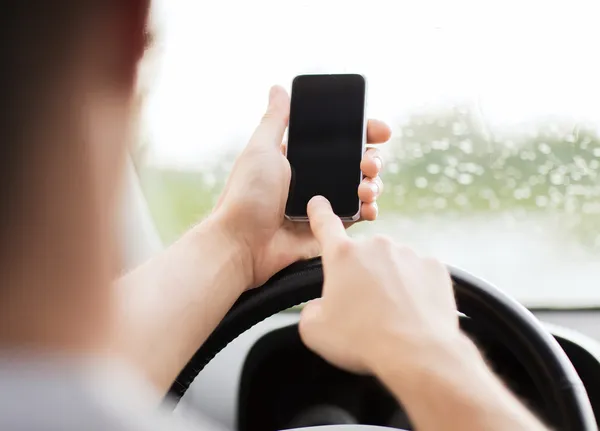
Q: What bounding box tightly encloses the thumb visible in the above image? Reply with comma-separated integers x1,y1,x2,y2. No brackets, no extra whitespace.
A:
298,299,325,348
249,85,290,150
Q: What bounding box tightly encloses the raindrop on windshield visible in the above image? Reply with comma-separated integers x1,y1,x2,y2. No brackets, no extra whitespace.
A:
432,139,450,151
427,164,441,175
452,121,468,136
444,166,457,179
459,139,473,154
538,143,551,155
457,173,474,185
415,177,428,189
535,196,549,208
550,172,564,186
513,187,532,200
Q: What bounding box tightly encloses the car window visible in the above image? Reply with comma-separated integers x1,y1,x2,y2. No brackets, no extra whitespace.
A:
137,0,600,307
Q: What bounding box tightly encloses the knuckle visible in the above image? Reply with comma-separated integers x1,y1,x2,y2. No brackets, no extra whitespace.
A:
299,305,316,333
331,237,354,258
396,245,418,258
422,256,449,274
374,176,384,192
372,234,394,250
369,148,381,159
261,108,284,124
422,256,441,266
298,319,314,346
298,313,311,335
260,112,273,124
368,149,383,167
299,300,326,346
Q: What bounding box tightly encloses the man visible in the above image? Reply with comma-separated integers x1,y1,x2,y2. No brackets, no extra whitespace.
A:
0,2,547,430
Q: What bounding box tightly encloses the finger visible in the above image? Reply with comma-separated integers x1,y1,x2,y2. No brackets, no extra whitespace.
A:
299,299,325,346
366,119,392,144
249,85,290,150
358,177,383,204
280,139,287,155
360,148,383,178
360,201,379,221
307,196,348,249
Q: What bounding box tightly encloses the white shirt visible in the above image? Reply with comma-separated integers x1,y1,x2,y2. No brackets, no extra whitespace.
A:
0,355,228,431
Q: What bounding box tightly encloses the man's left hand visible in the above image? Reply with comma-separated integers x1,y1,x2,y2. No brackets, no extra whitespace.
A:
212,85,391,288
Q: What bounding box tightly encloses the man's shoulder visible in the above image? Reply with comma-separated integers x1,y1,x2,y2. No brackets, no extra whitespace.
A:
0,356,224,431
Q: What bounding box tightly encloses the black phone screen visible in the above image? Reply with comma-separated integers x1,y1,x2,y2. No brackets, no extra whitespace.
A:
285,74,366,219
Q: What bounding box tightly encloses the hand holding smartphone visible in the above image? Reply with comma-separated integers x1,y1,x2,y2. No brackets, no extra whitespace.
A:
285,74,367,222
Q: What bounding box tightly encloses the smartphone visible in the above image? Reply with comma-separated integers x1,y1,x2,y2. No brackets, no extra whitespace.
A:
285,74,367,221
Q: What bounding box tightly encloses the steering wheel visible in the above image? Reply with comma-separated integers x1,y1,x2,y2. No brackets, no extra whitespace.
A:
165,258,597,431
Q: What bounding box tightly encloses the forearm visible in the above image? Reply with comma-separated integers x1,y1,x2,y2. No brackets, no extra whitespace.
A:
372,334,548,431
114,216,252,393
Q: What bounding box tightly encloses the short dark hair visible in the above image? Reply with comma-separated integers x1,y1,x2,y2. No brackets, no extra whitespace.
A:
0,2,149,259
0,4,77,243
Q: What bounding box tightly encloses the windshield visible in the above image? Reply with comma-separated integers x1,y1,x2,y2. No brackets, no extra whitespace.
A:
137,0,600,308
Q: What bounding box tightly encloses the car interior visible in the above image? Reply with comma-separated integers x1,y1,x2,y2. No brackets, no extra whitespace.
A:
127,1,600,430
124,157,600,431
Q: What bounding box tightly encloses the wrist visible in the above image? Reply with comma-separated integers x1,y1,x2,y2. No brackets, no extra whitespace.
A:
189,213,255,292
368,330,483,391
368,331,547,431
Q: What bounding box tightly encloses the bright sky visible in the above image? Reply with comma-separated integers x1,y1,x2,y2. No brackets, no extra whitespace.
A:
143,0,600,169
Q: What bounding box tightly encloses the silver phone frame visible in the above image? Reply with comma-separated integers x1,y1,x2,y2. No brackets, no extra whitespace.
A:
284,73,368,222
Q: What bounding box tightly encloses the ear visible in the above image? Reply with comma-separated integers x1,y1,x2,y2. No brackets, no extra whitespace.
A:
130,0,151,61
120,0,151,86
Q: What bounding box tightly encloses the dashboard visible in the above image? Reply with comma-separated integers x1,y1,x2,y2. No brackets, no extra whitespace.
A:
176,311,600,430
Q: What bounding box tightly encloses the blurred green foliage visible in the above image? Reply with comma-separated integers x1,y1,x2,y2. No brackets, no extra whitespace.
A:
140,168,220,243
140,106,600,247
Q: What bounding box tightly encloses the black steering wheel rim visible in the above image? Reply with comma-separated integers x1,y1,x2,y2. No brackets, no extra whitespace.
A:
166,258,596,431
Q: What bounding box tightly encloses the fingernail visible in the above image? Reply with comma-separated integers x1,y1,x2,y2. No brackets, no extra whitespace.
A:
369,182,379,195
374,157,383,171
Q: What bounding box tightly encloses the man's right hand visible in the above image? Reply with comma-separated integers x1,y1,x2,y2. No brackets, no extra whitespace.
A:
299,196,549,431
299,195,461,375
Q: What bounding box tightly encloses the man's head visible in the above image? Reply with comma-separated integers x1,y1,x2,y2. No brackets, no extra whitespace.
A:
0,1,150,351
